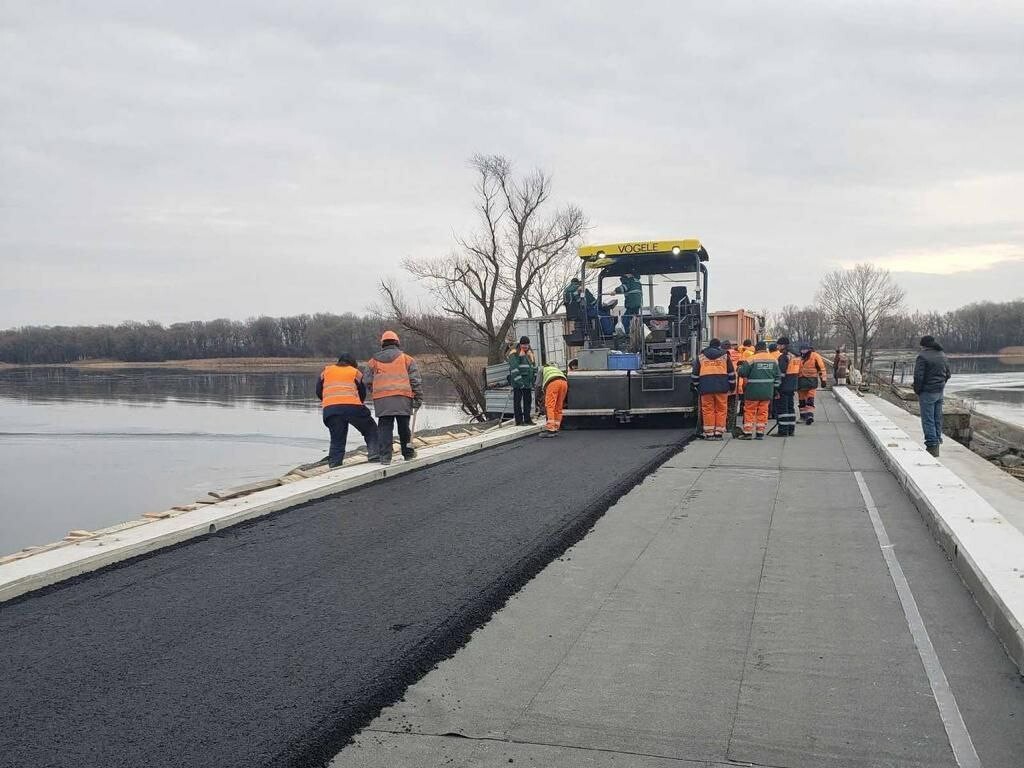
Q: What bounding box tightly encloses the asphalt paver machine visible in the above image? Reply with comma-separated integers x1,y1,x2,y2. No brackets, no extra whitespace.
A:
563,239,709,425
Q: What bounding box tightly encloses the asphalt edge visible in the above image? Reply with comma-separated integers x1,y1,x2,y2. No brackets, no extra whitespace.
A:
294,429,694,768
834,386,1024,674
0,424,541,604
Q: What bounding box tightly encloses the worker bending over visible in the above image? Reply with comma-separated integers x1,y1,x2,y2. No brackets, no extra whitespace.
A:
507,336,537,426
540,362,569,437
691,338,736,439
737,341,781,440
366,331,423,465
797,343,828,425
316,353,379,468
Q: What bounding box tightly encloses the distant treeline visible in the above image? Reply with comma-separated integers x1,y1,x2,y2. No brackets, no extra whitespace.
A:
0,313,484,365
773,299,1024,354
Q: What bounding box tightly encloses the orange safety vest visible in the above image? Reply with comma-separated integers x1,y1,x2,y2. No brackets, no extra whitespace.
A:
369,354,415,399
727,349,743,393
321,365,363,408
799,351,827,381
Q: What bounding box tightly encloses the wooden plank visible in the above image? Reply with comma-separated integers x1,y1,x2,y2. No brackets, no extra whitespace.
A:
208,478,282,501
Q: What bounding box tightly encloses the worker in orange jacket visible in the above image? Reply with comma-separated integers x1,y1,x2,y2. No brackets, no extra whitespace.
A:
797,343,828,425
691,338,736,439
722,341,741,436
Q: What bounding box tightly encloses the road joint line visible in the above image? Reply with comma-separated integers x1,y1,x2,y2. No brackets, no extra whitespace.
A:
854,470,981,768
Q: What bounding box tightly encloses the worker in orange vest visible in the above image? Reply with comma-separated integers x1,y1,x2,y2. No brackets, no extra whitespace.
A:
774,337,801,436
722,341,741,436
316,353,379,468
366,331,424,465
736,338,756,358
797,343,828,425
691,338,736,439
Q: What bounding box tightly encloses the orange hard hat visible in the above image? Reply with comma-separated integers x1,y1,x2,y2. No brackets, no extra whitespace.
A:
381,330,400,344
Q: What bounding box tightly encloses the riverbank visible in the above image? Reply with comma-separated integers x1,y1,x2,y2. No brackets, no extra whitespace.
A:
0,355,487,374
874,384,1024,482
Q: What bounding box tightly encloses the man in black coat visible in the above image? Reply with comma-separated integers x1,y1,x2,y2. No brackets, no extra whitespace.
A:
913,335,951,457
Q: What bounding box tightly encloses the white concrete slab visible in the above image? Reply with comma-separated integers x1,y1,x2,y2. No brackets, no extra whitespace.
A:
835,386,1024,673
0,424,540,602
865,394,1024,535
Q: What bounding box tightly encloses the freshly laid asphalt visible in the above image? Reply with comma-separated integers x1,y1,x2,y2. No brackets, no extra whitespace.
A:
0,428,688,768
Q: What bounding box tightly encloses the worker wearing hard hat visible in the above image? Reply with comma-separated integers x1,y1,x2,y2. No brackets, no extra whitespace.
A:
737,341,781,439
797,343,828,425
691,338,736,439
539,362,569,437
316,352,379,467
365,331,424,465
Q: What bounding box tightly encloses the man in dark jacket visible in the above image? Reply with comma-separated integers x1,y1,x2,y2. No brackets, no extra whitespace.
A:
913,335,951,457
691,338,736,439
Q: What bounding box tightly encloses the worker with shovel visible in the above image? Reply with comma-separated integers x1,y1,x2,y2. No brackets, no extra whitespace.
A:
365,330,423,465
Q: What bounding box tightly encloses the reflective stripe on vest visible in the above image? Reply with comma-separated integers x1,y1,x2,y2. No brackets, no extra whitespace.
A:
370,354,414,399
542,366,566,387
321,365,362,408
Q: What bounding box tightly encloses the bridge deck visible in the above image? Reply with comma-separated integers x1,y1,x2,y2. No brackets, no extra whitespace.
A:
0,428,686,768
333,393,1024,768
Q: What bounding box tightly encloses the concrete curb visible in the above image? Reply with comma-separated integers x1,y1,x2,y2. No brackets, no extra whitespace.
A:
0,424,542,603
834,386,1024,673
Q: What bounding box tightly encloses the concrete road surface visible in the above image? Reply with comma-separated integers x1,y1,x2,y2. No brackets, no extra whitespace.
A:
0,428,688,768
333,393,1024,768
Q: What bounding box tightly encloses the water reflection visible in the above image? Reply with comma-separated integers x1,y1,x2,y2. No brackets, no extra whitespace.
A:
0,367,468,553
0,366,459,408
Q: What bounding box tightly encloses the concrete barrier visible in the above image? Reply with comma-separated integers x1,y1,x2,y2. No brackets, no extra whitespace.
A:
834,386,1024,673
0,424,541,603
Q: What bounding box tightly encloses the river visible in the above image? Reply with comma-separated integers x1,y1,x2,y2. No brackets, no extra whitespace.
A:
0,367,468,554
872,353,1024,428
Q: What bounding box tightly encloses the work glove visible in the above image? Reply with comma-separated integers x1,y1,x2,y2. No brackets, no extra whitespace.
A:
413,397,423,410
821,377,828,389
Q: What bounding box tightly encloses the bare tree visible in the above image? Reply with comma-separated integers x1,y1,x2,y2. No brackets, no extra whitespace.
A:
380,154,587,417
521,249,581,318
816,263,906,372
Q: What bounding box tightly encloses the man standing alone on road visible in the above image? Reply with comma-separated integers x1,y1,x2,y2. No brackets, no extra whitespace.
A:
366,331,423,466
316,353,379,468
507,336,537,426
691,338,736,439
913,335,951,457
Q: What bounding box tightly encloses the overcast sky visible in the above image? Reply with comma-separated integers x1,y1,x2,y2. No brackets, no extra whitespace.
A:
2,0,1022,328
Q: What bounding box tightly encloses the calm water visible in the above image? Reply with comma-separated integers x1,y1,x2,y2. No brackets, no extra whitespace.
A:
874,354,1024,428
0,368,467,553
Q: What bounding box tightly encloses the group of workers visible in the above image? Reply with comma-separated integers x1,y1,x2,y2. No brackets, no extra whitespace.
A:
506,336,569,437
691,336,828,440
316,331,424,468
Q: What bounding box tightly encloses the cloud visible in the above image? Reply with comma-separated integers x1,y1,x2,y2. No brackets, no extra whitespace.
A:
852,243,1024,275
1,1,1023,326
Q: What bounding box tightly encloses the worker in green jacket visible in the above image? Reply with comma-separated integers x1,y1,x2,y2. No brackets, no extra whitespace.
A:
507,336,537,426
607,273,644,315
736,341,781,439
563,277,598,318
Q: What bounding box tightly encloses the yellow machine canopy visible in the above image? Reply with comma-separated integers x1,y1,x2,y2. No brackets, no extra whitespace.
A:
577,239,708,271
